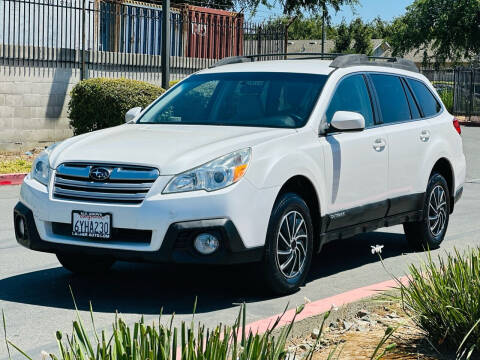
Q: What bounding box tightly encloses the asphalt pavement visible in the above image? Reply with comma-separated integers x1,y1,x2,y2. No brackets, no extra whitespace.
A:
1,126,480,359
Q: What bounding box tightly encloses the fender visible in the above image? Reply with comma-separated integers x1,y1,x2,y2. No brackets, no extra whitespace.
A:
246,133,327,218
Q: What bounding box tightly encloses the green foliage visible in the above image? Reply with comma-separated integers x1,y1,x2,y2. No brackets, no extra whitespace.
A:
350,18,373,55
286,16,337,41
334,20,352,53
438,89,454,113
171,0,235,10
68,78,164,135
369,16,392,39
245,0,357,16
388,0,480,64
400,248,480,358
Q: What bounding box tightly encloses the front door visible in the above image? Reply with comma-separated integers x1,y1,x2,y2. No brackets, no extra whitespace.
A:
321,74,389,231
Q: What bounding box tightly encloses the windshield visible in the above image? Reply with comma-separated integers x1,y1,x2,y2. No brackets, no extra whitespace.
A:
137,72,328,128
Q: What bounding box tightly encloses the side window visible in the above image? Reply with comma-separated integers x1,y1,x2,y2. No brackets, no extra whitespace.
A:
402,79,421,119
326,74,374,127
370,74,411,124
406,78,442,117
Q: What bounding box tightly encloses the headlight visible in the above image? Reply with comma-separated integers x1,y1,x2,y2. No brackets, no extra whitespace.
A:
163,148,251,194
31,143,59,186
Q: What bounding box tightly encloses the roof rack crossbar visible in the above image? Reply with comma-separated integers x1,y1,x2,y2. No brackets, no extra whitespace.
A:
210,53,419,73
330,54,419,73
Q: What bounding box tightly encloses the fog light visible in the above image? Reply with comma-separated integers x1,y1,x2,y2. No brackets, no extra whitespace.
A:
194,233,220,255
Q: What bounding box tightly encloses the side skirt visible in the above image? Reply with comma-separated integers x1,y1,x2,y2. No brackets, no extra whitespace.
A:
317,192,426,253
319,210,423,246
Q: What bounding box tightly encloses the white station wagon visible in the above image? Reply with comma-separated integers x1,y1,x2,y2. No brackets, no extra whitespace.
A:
14,54,466,294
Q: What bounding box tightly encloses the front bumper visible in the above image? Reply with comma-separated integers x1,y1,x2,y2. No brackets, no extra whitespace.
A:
14,201,263,264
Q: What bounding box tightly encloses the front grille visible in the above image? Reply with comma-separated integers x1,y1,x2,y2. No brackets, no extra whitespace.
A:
51,222,152,244
53,163,159,204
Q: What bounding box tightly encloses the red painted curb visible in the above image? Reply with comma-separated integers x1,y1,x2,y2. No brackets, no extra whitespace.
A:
0,173,27,186
245,276,409,335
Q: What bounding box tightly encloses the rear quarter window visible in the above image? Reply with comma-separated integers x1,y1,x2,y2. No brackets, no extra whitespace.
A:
406,78,442,117
370,74,411,124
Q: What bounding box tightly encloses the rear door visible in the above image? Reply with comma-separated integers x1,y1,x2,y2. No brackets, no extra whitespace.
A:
322,73,389,231
368,73,433,216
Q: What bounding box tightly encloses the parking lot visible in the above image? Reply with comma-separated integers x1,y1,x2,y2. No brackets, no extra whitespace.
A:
1,126,480,359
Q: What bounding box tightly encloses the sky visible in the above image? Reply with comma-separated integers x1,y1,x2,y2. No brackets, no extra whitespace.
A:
248,0,415,24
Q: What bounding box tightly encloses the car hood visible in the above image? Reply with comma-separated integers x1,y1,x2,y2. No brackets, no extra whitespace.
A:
50,124,296,174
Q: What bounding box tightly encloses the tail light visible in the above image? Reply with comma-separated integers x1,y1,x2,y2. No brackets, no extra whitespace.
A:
453,118,462,135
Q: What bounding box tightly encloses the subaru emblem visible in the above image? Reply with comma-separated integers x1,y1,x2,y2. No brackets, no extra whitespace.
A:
89,167,111,181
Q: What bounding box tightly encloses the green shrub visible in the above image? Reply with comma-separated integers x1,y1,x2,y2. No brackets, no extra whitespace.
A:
439,89,454,113
68,78,164,135
400,248,480,358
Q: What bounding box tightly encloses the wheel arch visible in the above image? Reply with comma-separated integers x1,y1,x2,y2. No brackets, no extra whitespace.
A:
430,157,455,213
274,175,322,252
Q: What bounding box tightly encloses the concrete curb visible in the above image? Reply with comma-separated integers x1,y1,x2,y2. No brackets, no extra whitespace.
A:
0,173,27,186
245,276,409,335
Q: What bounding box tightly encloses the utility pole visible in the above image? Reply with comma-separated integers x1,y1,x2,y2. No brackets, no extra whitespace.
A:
162,0,171,90
321,6,326,57
81,0,86,80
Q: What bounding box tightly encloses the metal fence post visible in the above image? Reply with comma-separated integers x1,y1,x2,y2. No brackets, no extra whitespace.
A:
81,0,86,80
162,0,170,90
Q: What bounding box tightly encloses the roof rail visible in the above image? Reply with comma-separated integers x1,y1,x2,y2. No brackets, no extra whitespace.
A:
210,53,419,73
330,54,419,73
210,53,337,67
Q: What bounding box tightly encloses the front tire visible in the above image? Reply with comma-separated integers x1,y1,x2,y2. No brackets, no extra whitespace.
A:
263,193,314,295
57,253,115,274
404,173,450,250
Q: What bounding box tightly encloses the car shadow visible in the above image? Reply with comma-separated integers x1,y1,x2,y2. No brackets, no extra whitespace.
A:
0,231,412,315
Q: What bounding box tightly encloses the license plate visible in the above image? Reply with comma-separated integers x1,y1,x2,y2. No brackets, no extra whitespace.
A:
72,211,111,239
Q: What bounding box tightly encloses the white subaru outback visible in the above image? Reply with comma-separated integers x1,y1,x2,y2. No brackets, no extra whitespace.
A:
14,54,466,294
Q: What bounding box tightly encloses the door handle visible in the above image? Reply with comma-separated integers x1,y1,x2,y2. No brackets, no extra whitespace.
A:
420,130,431,142
373,138,386,152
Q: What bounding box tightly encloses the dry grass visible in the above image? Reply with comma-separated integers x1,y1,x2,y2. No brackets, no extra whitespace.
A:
289,298,451,360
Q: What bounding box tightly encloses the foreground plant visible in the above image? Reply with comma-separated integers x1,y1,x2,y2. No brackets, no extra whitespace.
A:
3,294,306,360
3,294,401,360
375,246,480,359
401,248,480,358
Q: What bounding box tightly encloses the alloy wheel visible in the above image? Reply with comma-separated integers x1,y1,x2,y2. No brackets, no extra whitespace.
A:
276,210,309,279
428,185,448,237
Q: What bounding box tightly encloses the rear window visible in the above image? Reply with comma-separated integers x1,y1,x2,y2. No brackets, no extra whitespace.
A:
370,74,411,124
406,78,442,117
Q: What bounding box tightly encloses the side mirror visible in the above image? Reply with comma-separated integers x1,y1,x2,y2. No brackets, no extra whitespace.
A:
125,107,142,123
330,111,365,132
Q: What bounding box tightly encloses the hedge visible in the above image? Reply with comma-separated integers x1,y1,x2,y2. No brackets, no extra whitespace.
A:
68,78,165,135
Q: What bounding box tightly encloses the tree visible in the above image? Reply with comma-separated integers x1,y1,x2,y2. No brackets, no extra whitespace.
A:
369,16,392,39
243,0,357,16
334,20,352,53
170,0,236,10
350,18,372,55
388,0,480,63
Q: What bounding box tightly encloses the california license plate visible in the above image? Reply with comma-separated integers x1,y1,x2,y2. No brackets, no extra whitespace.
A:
72,211,111,239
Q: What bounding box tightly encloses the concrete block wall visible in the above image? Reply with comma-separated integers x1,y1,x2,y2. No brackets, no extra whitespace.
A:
0,53,200,151
0,66,79,151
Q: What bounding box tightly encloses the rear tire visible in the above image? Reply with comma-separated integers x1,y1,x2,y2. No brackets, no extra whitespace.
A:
404,173,450,250
262,193,314,295
57,253,115,274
